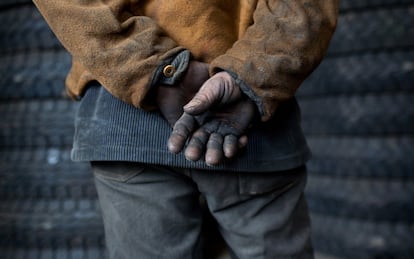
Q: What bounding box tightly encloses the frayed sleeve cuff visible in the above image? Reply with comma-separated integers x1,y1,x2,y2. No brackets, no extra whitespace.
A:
226,70,266,118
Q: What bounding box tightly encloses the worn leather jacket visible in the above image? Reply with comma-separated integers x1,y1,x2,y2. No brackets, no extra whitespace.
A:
33,0,338,121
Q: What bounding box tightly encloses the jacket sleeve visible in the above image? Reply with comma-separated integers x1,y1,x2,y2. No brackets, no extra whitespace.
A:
210,0,339,121
32,0,184,109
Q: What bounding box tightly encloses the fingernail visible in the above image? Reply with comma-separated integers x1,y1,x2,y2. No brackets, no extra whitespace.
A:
167,142,179,154
184,100,200,110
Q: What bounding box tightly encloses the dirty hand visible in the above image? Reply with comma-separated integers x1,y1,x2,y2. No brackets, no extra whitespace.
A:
156,61,210,126
168,71,258,166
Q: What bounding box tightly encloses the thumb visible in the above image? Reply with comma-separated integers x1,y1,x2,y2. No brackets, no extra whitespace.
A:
183,80,222,115
184,72,233,114
183,92,213,115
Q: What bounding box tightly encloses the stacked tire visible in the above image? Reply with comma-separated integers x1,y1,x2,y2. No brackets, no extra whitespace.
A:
0,2,105,258
297,1,414,258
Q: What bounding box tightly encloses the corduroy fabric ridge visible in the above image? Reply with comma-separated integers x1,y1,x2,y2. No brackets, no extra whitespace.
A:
72,85,311,172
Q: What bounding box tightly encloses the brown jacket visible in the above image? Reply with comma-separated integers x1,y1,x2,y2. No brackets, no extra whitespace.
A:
33,0,338,121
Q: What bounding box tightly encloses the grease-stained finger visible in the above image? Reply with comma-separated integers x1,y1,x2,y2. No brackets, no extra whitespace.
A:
184,129,209,161
223,134,239,158
205,133,224,166
168,113,197,153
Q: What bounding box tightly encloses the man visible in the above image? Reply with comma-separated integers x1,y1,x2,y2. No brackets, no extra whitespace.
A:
33,1,338,258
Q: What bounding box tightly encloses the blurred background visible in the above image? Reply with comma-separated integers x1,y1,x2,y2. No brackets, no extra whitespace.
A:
0,0,413,258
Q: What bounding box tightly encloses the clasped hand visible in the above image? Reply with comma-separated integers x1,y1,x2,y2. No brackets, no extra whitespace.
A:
157,64,257,166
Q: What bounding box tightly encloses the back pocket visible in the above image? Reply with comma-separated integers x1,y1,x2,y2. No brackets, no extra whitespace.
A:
238,166,306,196
91,161,145,183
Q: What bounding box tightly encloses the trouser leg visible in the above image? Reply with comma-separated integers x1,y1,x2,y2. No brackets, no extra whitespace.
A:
91,162,203,259
192,166,313,259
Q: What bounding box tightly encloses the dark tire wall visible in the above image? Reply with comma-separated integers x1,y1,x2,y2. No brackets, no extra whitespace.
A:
0,2,105,259
0,51,70,99
297,0,414,258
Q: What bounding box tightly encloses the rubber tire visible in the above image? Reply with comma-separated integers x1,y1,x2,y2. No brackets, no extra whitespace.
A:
297,50,414,97
327,6,414,55
0,199,105,252
299,92,414,135
340,0,414,12
0,50,71,100
297,2,414,258
0,4,62,52
311,213,414,259
305,136,414,178
0,99,77,147
305,175,414,222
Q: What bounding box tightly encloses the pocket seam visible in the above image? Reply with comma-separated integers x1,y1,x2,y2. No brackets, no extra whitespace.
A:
238,167,305,196
92,162,145,183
